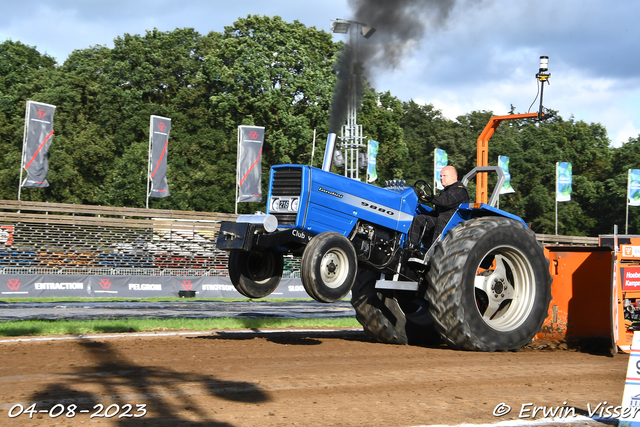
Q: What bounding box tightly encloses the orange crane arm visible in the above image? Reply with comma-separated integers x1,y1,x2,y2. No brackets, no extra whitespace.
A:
475,112,540,204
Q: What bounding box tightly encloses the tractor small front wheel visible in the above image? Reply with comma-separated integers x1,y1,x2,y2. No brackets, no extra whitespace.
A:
301,232,357,303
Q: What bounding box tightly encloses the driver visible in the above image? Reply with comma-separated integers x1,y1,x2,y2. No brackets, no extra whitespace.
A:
408,165,470,258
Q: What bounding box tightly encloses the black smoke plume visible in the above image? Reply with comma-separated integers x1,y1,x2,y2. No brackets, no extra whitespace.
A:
328,0,457,133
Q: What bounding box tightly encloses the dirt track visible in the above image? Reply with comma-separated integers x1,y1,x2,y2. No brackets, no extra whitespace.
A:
0,330,629,426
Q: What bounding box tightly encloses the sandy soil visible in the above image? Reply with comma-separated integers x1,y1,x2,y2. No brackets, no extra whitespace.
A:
0,330,629,426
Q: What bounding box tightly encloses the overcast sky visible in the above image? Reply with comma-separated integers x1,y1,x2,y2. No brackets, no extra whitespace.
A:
1,0,638,147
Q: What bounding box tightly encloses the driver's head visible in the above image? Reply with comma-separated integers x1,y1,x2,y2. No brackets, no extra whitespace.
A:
440,166,458,187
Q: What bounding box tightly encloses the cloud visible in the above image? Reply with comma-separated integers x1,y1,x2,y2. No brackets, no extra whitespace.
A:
359,0,640,146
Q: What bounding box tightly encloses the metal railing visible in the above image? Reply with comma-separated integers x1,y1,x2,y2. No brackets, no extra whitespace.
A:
535,234,599,246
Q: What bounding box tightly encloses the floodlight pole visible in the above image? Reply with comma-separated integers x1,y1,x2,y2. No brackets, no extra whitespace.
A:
343,24,362,180
331,19,374,180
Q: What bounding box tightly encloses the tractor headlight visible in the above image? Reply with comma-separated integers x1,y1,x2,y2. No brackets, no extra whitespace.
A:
290,198,299,212
271,198,280,212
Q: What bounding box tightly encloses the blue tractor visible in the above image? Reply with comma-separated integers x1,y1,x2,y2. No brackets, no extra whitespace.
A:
217,134,552,351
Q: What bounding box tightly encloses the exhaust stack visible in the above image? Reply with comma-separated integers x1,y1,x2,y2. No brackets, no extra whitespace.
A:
322,133,337,172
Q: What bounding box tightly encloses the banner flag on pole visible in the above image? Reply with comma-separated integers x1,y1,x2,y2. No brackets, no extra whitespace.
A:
629,169,640,206
367,139,379,183
556,162,572,202
434,148,448,190
148,115,171,198
237,126,265,203
498,155,515,194
21,101,56,188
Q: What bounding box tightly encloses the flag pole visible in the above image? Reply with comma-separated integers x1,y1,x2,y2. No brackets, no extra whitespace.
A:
310,129,316,167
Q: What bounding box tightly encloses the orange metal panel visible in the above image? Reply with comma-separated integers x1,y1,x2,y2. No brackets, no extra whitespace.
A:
537,246,613,341
600,235,640,352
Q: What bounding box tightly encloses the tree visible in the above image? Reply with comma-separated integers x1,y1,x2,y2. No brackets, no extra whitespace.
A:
94,28,220,209
204,15,338,211
357,88,406,182
605,136,640,234
400,100,450,181
0,40,57,200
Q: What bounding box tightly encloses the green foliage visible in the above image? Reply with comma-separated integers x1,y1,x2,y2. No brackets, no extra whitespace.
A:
204,15,338,212
0,17,638,235
0,40,57,200
359,89,406,181
608,136,640,233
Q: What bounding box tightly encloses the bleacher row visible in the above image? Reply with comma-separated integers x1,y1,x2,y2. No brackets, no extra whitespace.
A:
0,200,302,277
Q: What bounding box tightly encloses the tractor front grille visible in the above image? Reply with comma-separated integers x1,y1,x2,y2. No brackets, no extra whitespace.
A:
271,167,303,196
271,167,303,226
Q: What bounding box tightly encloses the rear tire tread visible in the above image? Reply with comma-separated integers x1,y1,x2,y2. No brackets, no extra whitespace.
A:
427,217,552,351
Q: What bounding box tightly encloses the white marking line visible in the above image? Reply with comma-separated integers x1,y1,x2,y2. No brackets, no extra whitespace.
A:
414,415,611,427
0,328,364,344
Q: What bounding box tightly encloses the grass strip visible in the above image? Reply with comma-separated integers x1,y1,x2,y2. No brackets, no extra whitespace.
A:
0,317,361,337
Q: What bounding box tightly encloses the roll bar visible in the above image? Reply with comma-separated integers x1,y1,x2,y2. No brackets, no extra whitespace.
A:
462,166,505,208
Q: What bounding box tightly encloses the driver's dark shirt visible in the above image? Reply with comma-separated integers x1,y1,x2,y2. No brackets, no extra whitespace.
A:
407,180,470,246
431,181,470,216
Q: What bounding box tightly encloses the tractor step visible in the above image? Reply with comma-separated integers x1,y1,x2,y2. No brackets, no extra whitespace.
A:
375,280,419,291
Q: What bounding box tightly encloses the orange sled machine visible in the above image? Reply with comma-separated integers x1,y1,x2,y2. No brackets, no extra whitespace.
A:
537,234,640,353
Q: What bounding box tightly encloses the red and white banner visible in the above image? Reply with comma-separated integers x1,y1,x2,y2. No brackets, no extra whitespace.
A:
0,226,14,246
236,126,265,203
148,115,171,198
621,266,640,291
21,101,56,188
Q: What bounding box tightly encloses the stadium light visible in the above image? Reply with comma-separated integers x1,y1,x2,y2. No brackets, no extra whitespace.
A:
330,19,351,34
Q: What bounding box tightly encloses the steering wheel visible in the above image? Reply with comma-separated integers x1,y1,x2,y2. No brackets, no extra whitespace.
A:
413,179,434,202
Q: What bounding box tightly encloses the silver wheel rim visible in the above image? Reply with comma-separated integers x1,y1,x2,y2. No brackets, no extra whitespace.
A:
319,248,349,289
473,245,536,332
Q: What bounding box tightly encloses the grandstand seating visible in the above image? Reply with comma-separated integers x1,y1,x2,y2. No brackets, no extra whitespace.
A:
0,200,301,277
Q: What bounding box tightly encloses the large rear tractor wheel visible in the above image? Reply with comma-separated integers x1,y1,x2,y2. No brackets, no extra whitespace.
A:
427,217,552,352
229,249,284,299
301,232,357,303
351,270,440,345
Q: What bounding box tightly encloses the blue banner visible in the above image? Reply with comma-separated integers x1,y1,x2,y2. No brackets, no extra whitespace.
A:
367,139,379,183
629,169,640,206
556,162,572,202
434,148,448,190
499,156,515,194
